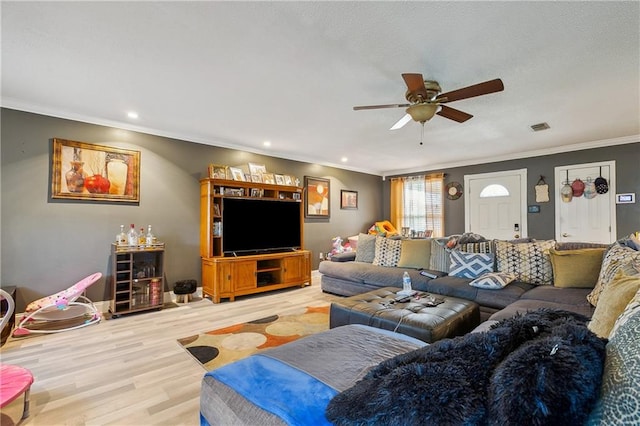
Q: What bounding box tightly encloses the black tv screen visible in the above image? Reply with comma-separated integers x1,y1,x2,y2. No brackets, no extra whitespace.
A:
222,198,302,255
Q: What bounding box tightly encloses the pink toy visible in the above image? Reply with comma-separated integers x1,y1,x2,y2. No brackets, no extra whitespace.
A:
330,237,353,256
14,272,102,336
0,289,34,421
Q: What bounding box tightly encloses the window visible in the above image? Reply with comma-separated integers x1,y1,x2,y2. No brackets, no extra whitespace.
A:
479,184,509,198
390,174,444,237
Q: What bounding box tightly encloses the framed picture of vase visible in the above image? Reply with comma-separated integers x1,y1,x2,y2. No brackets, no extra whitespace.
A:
51,138,141,203
304,176,330,218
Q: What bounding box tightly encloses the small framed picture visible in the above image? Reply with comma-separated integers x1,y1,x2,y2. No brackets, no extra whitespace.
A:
262,173,275,184
248,162,267,176
229,167,245,181
214,203,221,216
250,188,262,197
340,190,358,210
209,164,229,179
284,175,293,186
251,174,262,183
292,192,301,201
275,174,285,185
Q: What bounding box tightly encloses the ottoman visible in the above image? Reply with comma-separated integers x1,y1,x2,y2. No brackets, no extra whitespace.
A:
330,287,480,343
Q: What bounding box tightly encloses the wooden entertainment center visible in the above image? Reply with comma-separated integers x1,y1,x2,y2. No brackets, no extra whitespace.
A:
200,178,311,303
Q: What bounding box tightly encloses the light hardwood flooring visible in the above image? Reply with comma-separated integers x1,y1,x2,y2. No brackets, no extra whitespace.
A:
0,276,341,425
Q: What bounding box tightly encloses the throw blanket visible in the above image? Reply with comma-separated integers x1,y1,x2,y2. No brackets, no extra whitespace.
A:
326,309,607,426
209,355,336,426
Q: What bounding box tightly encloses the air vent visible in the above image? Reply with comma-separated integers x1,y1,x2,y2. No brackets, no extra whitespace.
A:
530,122,550,131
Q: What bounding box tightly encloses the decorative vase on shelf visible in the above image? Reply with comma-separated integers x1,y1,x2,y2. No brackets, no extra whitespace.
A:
65,161,85,193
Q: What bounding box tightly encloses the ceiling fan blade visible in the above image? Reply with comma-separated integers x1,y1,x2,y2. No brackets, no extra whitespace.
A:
402,73,428,99
353,103,410,111
437,105,473,123
436,78,504,103
389,114,412,130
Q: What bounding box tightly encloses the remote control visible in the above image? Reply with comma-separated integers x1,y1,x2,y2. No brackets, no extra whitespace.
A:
420,271,438,279
394,295,412,303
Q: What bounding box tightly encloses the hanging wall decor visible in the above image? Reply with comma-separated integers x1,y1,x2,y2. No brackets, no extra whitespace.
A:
51,138,140,203
583,177,597,199
535,176,549,203
595,167,609,194
445,181,463,200
560,170,573,203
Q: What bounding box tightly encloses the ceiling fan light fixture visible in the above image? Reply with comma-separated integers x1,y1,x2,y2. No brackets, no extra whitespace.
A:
406,103,438,123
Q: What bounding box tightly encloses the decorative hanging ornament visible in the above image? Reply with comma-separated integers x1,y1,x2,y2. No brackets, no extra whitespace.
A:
595,166,609,194
571,178,585,197
535,176,549,203
583,177,597,199
560,170,572,202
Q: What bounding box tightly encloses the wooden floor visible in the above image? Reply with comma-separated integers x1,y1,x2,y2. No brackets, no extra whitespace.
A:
0,277,341,425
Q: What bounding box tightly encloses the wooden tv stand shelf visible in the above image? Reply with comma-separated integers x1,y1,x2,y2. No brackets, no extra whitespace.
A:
199,177,310,303
201,250,311,303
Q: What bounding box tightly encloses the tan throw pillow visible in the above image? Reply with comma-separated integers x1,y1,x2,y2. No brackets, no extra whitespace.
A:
588,270,640,338
372,237,402,267
397,239,432,269
587,244,640,306
494,239,556,285
549,248,606,288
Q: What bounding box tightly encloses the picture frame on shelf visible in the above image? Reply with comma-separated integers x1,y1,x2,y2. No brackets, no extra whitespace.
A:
51,138,141,203
262,173,276,184
250,188,263,197
214,204,221,216
229,167,245,181
208,164,229,180
292,192,301,201
275,174,285,185
304,176,330,218
340,190,358,209
251,174,262,183
284,175,293,186
248,162,267,176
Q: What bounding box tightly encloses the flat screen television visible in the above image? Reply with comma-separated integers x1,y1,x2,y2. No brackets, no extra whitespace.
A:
222,197,302,256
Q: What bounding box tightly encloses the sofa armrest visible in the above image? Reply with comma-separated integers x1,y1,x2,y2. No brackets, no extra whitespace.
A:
330,252,357,262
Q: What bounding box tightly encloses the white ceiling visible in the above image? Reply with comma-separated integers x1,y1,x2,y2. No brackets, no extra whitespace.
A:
2,1,639,176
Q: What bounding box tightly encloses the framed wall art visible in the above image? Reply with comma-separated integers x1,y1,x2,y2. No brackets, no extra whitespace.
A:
52,138,140,202
340,190,358,209
304,176,330,218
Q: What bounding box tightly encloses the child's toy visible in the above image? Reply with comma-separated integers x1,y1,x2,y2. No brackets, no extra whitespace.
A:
368,220,399,237
330,236,352,256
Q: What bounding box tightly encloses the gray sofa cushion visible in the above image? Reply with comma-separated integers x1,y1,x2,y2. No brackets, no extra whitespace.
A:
354,233,376,263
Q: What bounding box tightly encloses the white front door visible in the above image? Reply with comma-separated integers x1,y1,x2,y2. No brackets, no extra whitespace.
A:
465,169,528,240
554,161,616,243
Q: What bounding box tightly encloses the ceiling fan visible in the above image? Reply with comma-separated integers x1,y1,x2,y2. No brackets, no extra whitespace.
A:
353,74,504,130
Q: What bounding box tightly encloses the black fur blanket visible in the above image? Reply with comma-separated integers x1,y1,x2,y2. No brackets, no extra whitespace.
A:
325,309,606,426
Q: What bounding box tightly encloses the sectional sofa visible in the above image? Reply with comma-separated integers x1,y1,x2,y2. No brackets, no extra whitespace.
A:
319,233,610,322
200,234,640,425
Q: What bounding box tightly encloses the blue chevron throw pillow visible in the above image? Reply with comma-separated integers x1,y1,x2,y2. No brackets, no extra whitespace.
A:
449,250,495,279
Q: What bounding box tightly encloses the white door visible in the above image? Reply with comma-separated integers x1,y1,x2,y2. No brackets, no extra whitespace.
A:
465,169,528,240
554,161,615,243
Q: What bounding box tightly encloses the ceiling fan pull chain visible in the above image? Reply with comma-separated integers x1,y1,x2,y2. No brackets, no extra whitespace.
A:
420,123,425,145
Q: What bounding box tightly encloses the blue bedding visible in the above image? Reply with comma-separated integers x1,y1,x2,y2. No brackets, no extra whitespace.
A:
207,354,337,425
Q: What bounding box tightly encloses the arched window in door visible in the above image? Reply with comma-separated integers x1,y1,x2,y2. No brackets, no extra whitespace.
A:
479,184,509,198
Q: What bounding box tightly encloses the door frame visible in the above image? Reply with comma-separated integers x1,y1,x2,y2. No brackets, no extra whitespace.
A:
554,160,616,243
464,168,529,238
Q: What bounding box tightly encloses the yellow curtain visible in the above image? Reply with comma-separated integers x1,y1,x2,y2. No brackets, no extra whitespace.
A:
390,173,445,237
390,177,404,229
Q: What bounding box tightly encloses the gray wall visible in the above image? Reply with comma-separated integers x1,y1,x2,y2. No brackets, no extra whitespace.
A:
1,108,382,310
383,142,640,239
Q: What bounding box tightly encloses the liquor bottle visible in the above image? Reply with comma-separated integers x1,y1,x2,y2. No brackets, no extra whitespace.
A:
139,228,146,246
127,224,138,246
116,225,127,246
145,225,154,246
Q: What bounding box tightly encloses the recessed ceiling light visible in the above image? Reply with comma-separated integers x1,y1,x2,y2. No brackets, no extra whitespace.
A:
263,141,271,147
341,157,348,162
127,111,139,119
